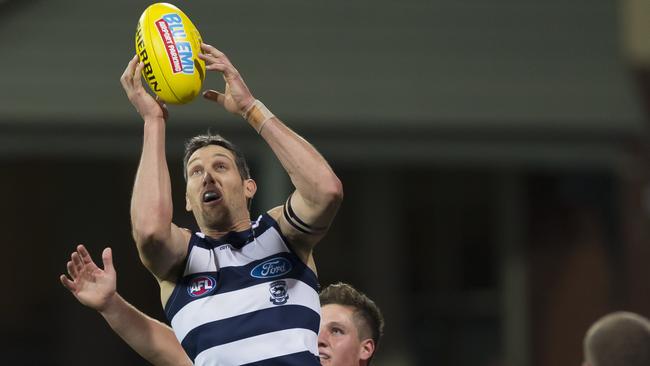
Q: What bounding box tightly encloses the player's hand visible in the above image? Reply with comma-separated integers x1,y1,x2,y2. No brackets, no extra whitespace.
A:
199,43,255,116
120,54,168,121
60,245,117,312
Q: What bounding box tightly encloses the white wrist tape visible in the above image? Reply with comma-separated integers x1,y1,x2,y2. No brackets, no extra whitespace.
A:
244,100,275,133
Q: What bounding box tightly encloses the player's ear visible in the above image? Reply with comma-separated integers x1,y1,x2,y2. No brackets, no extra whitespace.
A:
359,339,375,361
186,192,192,211
244,179,257,200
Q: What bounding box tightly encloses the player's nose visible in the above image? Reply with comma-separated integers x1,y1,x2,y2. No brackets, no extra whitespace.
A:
317,331,328,347
202,171,216,185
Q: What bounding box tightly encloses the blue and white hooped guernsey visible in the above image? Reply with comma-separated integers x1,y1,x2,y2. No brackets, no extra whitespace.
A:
164,213,321,366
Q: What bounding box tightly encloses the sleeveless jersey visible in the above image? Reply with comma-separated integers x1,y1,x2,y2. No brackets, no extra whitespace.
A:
164,213,321,366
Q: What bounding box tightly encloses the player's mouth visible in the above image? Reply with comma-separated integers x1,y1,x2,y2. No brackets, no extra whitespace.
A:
202,189,222,205
318,352,330,361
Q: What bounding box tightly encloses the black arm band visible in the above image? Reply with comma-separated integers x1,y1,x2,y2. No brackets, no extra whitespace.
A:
283,194,326,235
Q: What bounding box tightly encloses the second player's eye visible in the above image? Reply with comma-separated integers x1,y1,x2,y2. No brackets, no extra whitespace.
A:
190,168,203,176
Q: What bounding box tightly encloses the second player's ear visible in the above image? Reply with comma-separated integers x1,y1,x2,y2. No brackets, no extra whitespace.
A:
244,179,257,200
359,339,375,361
185,192,192,212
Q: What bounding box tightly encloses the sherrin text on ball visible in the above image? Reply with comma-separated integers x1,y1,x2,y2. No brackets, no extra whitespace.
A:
135,3,205,104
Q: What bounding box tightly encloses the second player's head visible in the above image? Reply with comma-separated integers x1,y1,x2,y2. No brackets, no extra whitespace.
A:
183,134,256,230
583,311,650,366
318,283,384,366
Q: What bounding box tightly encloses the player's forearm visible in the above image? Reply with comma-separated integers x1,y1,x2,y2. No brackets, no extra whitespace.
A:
100,293,192,366
130,118,174,245
259,117,343,207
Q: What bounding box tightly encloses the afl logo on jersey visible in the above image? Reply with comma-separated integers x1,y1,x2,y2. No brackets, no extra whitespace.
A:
250,257,293,279
188,275,216,297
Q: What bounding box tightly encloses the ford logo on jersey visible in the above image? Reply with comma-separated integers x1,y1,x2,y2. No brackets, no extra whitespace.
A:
250,257,293,279
188,275,216,297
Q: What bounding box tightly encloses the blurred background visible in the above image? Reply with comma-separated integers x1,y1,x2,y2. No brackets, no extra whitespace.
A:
1,0,649,365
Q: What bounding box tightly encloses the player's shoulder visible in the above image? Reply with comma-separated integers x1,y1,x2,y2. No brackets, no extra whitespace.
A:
266,206,283,221
173,225,193,242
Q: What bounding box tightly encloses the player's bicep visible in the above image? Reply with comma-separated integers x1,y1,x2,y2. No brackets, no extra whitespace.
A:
138,224,190,282
284,193,330,234
276,191,339,245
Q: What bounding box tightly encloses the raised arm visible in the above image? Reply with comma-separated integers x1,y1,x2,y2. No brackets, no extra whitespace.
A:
198,44,343,261
120,55,190,281
60,245,192,366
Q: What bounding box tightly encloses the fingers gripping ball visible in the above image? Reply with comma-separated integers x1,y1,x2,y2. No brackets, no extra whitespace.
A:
135,3,205,104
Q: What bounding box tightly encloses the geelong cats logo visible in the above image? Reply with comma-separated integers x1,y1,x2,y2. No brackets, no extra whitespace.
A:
269,280,289,305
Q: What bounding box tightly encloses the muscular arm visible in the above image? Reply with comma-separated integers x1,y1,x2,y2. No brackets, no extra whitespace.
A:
199,44,343,259
259,117,343,245
130,115,189,279
100,294,192,366
121,55,189,281
60,245,192,366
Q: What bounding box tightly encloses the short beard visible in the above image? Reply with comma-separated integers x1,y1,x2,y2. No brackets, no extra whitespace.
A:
196,206,233,233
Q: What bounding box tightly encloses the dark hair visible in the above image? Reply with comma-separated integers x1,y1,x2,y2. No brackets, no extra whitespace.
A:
319,282,384,362
183,133,251,181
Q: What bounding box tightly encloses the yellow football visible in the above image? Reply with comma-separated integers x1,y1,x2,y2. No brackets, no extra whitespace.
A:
135,3,205,104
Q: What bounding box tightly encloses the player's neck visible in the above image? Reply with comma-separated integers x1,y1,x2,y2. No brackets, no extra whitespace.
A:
201,216,252,239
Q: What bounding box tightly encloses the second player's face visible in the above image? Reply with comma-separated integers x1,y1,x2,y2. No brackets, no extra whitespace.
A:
318,304,366,366
185,145,251,228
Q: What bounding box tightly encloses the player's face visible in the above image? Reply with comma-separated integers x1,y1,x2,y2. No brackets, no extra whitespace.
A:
185,145,254,228
318,304,366,366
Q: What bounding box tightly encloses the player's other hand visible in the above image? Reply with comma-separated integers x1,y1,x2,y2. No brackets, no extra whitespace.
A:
199,43,255,116
60,244,117,312
120,54,169,121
